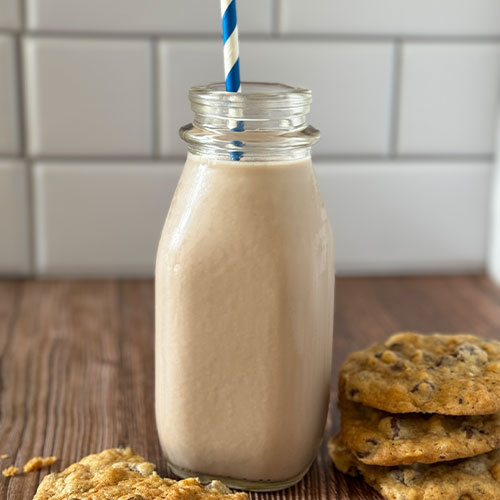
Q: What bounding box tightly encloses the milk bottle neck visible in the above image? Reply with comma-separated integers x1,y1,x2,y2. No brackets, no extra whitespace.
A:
179,82,320,162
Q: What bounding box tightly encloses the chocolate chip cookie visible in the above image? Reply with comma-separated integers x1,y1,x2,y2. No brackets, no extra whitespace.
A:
340,397,500,466
339,332,500,415
329,434,500,500
32,447,248,500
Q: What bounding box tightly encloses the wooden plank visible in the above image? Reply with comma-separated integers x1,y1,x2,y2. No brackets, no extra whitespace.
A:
0,277,499,500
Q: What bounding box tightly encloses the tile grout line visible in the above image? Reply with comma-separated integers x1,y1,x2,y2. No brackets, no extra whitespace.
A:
14,0,36,274
151,37,160,158
0,154,493,164
20,0,27,30
13,34,26,156
2,29,500,42
271,0,282,38
25,160,36,275
14,0,27,152
389,40,403,157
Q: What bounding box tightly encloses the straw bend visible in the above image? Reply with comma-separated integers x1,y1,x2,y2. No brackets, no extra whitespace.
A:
220,0,241,93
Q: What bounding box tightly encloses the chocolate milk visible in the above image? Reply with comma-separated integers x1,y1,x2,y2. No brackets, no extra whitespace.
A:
155,153,334,488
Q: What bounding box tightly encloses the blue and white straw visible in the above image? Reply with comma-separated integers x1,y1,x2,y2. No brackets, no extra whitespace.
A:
220,0,241,93
221,0,243,160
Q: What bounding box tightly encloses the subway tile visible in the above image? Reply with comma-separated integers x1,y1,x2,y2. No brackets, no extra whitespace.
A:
315,161,490,274
159,40,394,156
0,0,20,30
33,162,182,276
24,37,153,156
281,0,500,36
398,43,500,155
0,36,20,154
33,160,489,276
0,161,30,275
26,0,272,34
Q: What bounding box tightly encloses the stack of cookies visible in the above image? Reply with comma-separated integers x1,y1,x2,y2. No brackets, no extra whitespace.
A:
329,332,500,500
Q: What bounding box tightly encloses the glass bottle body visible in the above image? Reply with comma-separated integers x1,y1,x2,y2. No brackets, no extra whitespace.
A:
155,83,335,491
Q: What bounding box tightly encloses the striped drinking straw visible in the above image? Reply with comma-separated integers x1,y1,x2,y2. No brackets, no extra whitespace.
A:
220,0,243,160
220,0,241,92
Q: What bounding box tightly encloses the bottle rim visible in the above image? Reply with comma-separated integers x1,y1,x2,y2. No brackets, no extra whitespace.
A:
182,82,319,161
189,82,312,114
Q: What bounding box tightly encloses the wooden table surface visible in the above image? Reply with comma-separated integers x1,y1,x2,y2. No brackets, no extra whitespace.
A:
1,276,500,500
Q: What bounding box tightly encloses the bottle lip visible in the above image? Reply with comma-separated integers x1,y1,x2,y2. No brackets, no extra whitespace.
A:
183,82,318,160
189,82,312,113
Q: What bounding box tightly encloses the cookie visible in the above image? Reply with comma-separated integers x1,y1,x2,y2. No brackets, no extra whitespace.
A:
329,434,500,500
340,397,500,465
32,447,248,500
339,332,500,415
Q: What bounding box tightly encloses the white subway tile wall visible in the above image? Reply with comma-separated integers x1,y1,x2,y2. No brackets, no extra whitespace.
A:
24,37,153,156
319,162,491,274
0,161,30,274
399,43,500,155
159,40,394,156
34,162,182,276
281,0,500,36
0,36,20,154
0,0,498,277
33,160,491,276
26,0,273,34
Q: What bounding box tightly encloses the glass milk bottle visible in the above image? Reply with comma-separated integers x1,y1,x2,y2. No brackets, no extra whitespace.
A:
155,82,334,491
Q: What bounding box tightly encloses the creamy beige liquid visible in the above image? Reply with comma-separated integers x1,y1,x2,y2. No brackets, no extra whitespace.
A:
155,153,334,487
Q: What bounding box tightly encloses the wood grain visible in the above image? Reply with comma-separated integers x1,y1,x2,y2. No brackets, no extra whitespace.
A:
0,276,499,500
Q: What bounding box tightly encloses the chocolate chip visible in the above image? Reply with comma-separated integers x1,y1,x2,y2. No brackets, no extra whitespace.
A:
436,355,456,367
374,352,383,359
347,465,358,476
388,342,403,351
366,438,379,446
393,470,406,484
355,450,371,459
390,417,400,439
454,344,488,365
391,361,405,371
410,381,436,393
460,344,476,355
463,426,475,439
349,388,360,397
458,397,464,404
